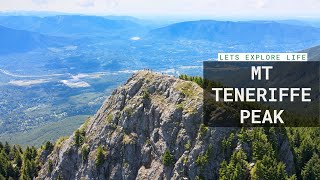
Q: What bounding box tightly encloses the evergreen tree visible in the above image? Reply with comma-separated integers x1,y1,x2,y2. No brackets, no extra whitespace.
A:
251,155,288,180
74,129,85,147
219,149,249,180
162,149,174,166
74,129,81,147
95,145,105,167
82,144,89,162
44,141,54,152
4,142,11,155
14,153,23,168
301,154,320,180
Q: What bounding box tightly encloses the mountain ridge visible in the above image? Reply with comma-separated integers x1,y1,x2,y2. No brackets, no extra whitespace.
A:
36,71,297,179
149,20,320,44
0,25,61,54
0,15,142,36
301,45,320,61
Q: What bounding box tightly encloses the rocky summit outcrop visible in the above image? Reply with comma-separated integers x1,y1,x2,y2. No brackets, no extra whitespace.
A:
37,70,295,180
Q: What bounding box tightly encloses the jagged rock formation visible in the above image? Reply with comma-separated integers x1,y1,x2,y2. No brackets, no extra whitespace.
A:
37,71,295,180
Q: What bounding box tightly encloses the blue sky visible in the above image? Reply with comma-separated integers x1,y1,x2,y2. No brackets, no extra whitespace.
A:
0,0,319,18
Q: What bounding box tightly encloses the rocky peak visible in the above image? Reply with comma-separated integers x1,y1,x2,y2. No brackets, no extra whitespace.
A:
37,70,294,180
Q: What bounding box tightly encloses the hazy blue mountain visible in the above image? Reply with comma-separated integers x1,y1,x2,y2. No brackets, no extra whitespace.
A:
276,19,320,28
149,20,320,43
0,25,60,54
275,20,311,27
0,15,143,36
0,16,44,31
103,15,141,22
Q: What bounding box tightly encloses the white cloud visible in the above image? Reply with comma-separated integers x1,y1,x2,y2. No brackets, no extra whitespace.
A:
130,36,141,41
254,0,267,9
77,0,95,7
32,0,48,4
0,0,319,18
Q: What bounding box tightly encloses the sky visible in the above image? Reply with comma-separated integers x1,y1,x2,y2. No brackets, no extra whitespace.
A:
0,0,319,19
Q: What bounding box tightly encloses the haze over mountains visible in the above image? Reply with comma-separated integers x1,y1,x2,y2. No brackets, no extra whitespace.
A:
150,20,320,43
0,15,143,36
0,25,61,54
0,15,320,52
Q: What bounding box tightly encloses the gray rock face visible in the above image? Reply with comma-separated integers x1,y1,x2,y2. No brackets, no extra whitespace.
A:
37,71,294,180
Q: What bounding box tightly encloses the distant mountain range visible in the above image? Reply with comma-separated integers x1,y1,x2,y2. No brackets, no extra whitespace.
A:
0,15,320,55
276,20,320,28
0,15,142,36
2,16,320,42
0,25,61,54
150,20,320,44
0,15,146,54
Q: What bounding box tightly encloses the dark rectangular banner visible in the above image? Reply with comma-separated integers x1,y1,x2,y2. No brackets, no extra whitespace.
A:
203,61,320,127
